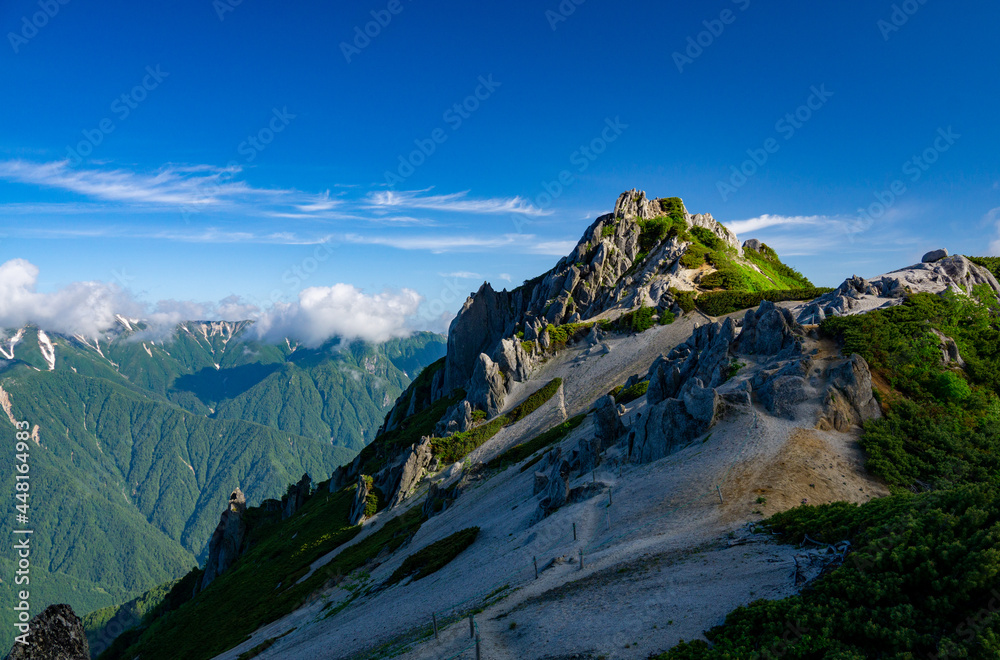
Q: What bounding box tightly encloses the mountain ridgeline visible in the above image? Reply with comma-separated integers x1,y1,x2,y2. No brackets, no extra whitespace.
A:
331,189,825,502
0,320,445,653
21,189,1000,660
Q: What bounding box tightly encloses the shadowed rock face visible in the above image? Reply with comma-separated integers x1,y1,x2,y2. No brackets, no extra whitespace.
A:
467,353,505,417
199,487,247,592
629,302,804,463
444,283,528,394
5,604,89,660
593,395,626,447
817,354,883,432
374,437,434,508
349,475,372,526
282,474,312,520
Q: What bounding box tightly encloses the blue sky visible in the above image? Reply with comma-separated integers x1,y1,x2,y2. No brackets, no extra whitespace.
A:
1,0,998,340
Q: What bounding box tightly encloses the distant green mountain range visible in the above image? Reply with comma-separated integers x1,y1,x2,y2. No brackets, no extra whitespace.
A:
0,321,445,652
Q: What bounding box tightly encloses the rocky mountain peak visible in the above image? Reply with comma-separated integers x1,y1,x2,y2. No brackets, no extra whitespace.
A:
612,188,662,220
437,189,768,409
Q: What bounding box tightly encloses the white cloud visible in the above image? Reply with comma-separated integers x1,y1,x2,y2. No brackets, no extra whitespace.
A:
0,259,420,345
253,284,422,346
0,259,139,337
366,189,551,217
214,295,263,321
499,273,512,282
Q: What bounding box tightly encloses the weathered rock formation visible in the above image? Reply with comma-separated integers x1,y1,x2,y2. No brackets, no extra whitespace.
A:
423,479,462,518
4,604,89,660
467,353,506,417
534,449,571,515
593,395,626,446
374,437,434,508
439,189,747,419
922,248,949,263
817,354,883,432
931,329,965,367
629,302,802,463
435,399,473,436
349,475,373,525
798,255,1000,324
199,487,247,592
282,474,312,519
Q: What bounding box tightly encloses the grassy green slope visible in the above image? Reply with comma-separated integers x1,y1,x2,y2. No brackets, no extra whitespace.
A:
102,485,422,660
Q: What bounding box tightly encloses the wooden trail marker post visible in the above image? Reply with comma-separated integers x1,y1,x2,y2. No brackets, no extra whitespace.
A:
573,522,577,540
716,485,724,504
533,556,538,579
469,614,475,639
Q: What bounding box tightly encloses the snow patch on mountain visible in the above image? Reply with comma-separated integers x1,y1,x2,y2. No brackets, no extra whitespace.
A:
0,328,25,360
36,329,56,370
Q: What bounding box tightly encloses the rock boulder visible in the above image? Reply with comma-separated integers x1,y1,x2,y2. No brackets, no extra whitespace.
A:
199,487,247,592
817,354,883,431
922,248,949,263
348,475,373,525
4,604,89,660
593,395,626,447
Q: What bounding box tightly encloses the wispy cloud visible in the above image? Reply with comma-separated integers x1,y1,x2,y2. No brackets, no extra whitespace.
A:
439,271,483,279
724,214,830,235
344,233,522,253
987,207,1000,255
366,189,552,217
723,211,921,257
0,159,339,216
527,239,577,255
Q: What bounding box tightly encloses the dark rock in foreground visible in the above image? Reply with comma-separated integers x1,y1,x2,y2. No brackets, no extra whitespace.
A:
4,604,89,660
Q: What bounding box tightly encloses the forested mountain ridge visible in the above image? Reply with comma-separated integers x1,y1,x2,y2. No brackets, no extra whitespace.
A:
0,321,445,653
